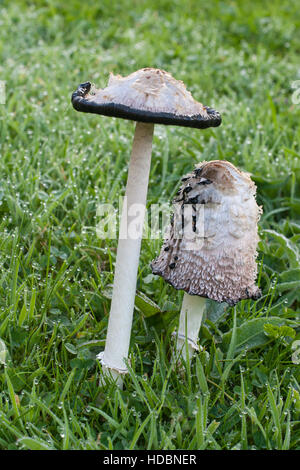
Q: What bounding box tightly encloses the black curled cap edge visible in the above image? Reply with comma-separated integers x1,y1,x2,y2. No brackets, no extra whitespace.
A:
71,82,222,129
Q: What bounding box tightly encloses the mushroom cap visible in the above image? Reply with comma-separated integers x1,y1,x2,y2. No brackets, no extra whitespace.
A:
71,68,221,129
151,160,262,305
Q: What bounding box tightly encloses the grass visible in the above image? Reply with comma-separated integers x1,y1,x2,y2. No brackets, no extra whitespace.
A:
0,0,299,450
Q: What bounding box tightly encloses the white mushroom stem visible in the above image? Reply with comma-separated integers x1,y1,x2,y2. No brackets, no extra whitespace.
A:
176,293,206,362
98,122,154,387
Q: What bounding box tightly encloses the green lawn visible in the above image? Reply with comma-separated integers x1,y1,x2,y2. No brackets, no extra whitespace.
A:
0,0,299,450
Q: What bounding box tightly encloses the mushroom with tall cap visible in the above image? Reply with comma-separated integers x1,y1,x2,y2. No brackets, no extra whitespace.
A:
71,68,221,386
151,160,262,361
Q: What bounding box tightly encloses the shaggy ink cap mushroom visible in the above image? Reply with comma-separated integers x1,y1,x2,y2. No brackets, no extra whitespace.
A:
151,160,262,306
71,68,221,128
151,160,262,362
71,68,222,386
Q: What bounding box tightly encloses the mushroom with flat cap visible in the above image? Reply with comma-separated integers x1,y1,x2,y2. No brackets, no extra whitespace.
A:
151,160,262,361
71,68,221,386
